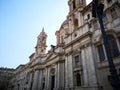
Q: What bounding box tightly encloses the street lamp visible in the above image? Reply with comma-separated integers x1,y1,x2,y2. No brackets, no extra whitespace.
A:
92,0,120,90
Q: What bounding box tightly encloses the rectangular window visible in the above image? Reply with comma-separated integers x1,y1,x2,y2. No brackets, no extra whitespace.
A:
87,14,90,20
79,0,83,4
98,44,105,61
107,0,112,3
110,8,117,19
108,35,120,57
73,0,76,10
75,55,80,67
88,23,92,28
93,20,98,30
102,13,108,24
42,78,45,89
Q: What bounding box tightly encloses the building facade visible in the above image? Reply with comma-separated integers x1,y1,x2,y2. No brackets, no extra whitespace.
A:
0,68,14,90
8,0,120,90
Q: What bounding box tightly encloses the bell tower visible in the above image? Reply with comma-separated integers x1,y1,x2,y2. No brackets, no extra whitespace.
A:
67,0,86,33
68,0,86,12
35,28,47,56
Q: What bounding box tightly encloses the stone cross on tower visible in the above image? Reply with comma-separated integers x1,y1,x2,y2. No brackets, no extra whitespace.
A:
35,28,47,56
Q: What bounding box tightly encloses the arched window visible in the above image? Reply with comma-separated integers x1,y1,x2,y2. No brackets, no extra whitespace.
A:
107,34,119,57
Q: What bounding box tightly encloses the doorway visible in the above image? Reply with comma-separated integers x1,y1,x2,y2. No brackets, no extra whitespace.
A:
51,75,55,90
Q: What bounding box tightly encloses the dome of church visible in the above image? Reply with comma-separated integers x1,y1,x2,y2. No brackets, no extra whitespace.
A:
60,19,69,29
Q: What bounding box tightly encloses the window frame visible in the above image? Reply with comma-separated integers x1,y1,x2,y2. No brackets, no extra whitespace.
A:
74,55,81,67
110,7,118,19
73,0,76,10
93,20,98,30
102,13,108,24
107,34,120,57
87,14,90,20
74,18,79,30
97,44,105,62
75,73,81,86
107,0,112,3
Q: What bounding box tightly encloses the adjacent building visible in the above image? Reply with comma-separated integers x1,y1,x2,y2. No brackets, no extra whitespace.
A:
7,0,120,90
0,68,14,90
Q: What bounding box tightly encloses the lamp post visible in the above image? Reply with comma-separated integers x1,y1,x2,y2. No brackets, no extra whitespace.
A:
92,0,120,90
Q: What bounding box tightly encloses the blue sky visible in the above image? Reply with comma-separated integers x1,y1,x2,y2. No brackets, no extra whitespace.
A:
0,0,92,68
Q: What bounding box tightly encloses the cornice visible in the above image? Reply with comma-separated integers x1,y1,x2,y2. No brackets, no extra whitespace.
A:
32,57,65,70
64,31,92,48
98,57,120,70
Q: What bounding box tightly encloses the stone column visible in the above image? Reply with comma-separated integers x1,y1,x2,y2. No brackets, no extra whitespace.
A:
32,70,40,90
81,45,98,88
55,61,65,89
47,68,50,89
86,46,98,86
65,55,69,88
37,70,42,90
56,63,59,89
58,61,65,89
81,48,89,86
55,64,58,89
67,55,73,88
45,68,48,89
28,72,33,90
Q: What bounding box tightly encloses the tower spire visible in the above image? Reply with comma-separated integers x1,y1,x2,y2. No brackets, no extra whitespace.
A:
42,27,44,32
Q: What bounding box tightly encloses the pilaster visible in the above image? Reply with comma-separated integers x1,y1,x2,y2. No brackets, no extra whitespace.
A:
37,70,42,90
32,70,40,90
65,55,69,88
59,61,65,88
45,67,49,89
65,53,74,88
81,48,89,86
87,46,98,86
28,72,33,90
81,45,98,88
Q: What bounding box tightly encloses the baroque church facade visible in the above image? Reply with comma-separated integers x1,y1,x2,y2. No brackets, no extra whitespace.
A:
8,0,120,90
